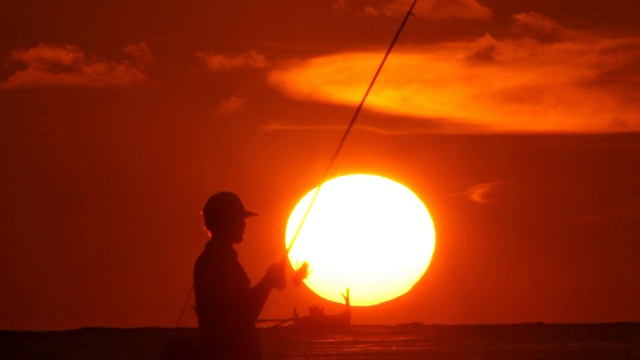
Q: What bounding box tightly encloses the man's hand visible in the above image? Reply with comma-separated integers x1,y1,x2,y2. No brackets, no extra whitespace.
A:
263,260,287,290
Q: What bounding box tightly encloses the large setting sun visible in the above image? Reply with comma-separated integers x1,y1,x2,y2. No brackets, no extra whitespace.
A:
285,174,436,306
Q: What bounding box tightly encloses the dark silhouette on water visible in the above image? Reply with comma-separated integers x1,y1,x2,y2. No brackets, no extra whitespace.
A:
293,288,351,329
256,289,351,329
184,192,286,360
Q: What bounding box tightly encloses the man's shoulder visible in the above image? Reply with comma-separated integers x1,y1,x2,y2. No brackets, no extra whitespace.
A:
195,241,239,269
193,241,250,289
204,240,238,256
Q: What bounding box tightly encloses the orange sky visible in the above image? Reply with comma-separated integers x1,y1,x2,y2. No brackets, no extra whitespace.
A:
1,0,639,330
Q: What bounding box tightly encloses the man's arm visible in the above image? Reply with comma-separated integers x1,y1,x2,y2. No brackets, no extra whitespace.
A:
248,261,287,321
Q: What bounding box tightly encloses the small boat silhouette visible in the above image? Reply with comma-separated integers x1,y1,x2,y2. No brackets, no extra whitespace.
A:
292,289,351,329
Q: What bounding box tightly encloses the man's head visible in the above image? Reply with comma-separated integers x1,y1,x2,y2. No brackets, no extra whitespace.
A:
202,192,257,243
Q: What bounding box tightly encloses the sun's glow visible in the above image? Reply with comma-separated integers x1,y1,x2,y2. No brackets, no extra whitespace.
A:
286,174,436,306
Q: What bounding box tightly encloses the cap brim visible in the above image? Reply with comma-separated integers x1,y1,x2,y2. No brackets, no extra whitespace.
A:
244,210,258,217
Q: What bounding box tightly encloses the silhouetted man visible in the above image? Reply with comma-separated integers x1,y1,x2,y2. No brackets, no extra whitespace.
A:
194,192,286,359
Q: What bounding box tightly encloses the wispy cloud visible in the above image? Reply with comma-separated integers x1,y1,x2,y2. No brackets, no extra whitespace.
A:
331,0,348,11
262,116,484,134
510,12,575,42
122,42,153,67
261,122,434,134
462,182,505,204
360,0,491,19
576,206,640,223
1,43,149,89
262,123,346,133
198,51,267,72
214,95,247,116
269,13,640,133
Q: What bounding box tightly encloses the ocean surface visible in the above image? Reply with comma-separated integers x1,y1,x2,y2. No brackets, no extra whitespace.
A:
2,323,640,359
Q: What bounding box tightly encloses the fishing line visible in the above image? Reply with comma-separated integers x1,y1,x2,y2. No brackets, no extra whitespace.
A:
286,0,418,256
176,284,194,328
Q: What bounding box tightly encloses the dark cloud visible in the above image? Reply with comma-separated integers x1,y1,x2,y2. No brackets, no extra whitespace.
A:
465,34,499,63
214,95,247,116
1,43,149,89
481,0,640,28
360,0,492,19
197,51,268,72
510,12,574,42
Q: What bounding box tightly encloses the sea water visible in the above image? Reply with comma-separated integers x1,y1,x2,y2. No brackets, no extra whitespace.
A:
2,323,639,359
262,323,640,359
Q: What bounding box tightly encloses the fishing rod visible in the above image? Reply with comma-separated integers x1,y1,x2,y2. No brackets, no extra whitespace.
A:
176,284,194,328
286,0,418,258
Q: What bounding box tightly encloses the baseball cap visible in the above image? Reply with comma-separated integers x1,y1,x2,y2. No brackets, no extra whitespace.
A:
202,192,257,220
